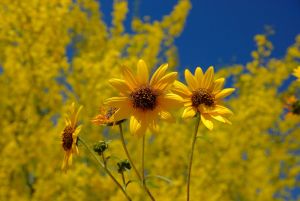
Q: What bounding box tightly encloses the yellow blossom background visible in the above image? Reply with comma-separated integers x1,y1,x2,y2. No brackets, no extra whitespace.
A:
0,0,299,200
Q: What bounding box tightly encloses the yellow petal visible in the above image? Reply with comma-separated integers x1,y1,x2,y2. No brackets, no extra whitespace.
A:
109,78,132,95
130,116,147,136
195,67,204,87
130,115,141,135
172,80,192,98
185,69,197,90
215,88,235,100
202,66,214,89
104,97,131,108
182,107,197,119
212,78,225,94
210,114,226,123
122,66,138,90
112,108,132,121
159,93,183,110
212,105,233,115
137,59,149,85
152,72,178,91
201,114,214,130
150,63,168,86
72,105,82,128
159,111,175,122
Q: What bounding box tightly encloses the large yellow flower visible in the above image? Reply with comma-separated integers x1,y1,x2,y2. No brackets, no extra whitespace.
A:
105,59,182,136
172,66,235,130
293,66,300,81
61,102,82,172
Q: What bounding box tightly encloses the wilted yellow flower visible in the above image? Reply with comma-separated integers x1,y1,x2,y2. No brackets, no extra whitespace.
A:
92,107,125,126
105,59,182,136
61,102,83,172
293,66,300,81
173,66,235,130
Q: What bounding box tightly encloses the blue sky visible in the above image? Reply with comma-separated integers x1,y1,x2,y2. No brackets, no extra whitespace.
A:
100,0,300,71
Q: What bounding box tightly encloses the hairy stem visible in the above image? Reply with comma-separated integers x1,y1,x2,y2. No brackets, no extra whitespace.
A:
78,137,132,201
118,124,155,201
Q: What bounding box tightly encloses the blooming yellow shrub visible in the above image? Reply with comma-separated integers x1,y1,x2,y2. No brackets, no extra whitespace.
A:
0,0,299,200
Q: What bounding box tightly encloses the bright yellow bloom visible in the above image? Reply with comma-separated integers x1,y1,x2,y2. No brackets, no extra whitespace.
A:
293,66,300,81
105,59,182,136
172,66,235,130
61,102,83,172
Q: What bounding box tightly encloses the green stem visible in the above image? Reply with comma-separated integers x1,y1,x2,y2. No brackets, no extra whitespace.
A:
121,172,126,187
118,124,155,201
186,115,201,201
78,137,132,201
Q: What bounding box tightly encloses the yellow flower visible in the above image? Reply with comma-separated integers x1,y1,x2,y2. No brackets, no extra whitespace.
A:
105,59,182,136
293,66,300,81
61,102,83,172
92,107,125,126
172,66,235,130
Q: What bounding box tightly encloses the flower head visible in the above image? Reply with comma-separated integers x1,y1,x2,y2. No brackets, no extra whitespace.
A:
172,66,235,130
61,102,82,172
105,59,182,136
92,106,125,126
293,66,300,81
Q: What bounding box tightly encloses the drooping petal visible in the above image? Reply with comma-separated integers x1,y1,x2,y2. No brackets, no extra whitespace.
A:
182,107,197,119
202,66,214,90
104,97,131,108
210,114,226,123
212,78,225,94
185,69,198,90
152,72,178,91
215,88,235,100
150,63,168,86
130,115,147,136
122,66,138,90
109,78,132,95
201,114,214,130
130,115,141,135
137,59,149,85
212,105,233,115
172,80,192,98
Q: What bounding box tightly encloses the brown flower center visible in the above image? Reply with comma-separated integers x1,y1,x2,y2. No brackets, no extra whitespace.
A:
131,87,157,111
191,89,215,107
62,125,75,151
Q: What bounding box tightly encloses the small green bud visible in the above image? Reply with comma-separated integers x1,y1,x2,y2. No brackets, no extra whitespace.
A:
117,159,131,173
93,140,108,155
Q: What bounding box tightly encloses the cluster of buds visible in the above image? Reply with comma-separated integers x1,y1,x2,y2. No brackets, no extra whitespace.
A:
117,159,131,174
93,140,109,155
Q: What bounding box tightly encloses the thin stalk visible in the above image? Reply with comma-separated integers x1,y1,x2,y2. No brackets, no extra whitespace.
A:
118,124,155,201
78,137,132,201
121,172,126,187
142,135,145,185
186,115,201,201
